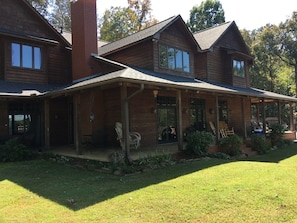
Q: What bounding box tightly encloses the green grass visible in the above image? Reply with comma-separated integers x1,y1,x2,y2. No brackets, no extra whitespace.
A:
1,145,297,222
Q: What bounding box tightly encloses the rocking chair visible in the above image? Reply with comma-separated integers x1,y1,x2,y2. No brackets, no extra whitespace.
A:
115,122,141,150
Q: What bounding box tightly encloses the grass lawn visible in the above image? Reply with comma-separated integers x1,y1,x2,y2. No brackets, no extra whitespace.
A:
1,145,297,222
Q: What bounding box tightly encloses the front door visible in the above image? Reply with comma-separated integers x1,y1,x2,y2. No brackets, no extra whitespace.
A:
157,96,177,143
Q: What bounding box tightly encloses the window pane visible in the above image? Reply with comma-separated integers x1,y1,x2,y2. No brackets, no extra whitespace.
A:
233,59,245,77
159,45,167,68
167,47,175,70
34,47,42,69
183,51,190,72
11,43,20,67
22,45,33,68
175,50,183,71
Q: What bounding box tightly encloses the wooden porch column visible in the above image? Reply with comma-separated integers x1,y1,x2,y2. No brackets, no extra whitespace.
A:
241,97,247,139
176,90,183,151
73,94,82,155
215,95,220,140
277,101,282,125
120,83,132,163
261,99,266,134
289,103,294,131
44,99,50,150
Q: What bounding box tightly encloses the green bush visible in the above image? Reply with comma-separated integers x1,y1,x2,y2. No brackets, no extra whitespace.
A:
185,131,214,156
0,138,33,162
218,135,243,156
269,123,285,147
250,135,270,154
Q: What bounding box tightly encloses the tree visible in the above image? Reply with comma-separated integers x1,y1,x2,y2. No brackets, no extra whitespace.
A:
49,0,71,32
99,0,157,42
26,0,50,18
276,12,297,96
187,0,225,32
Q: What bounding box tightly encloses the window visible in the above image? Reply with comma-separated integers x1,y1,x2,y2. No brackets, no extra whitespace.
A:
157,96,177,143
11,43,42,69
233,59,245,77
159,44,190,73
190,99,206,131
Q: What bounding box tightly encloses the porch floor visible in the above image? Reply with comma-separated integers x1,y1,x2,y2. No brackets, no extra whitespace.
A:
48,144,180,162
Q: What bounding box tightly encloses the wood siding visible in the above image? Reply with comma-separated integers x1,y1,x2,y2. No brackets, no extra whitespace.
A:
154,25,196,78
105,40,154,70
0,0,71,84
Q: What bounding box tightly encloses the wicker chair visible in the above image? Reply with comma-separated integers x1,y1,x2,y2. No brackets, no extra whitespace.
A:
115,122,141,150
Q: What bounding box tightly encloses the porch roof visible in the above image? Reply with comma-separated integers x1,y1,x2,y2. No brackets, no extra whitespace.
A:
0,80,62,98
46,59,297,103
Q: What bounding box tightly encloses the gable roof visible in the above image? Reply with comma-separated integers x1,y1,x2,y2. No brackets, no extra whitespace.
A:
18,0,70,47
98,15,201,56
193,21,234,51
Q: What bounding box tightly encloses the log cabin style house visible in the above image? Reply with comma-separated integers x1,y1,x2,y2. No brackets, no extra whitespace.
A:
1,0,297,159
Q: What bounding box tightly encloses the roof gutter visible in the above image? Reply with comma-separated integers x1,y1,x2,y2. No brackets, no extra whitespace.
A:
127,83,144,101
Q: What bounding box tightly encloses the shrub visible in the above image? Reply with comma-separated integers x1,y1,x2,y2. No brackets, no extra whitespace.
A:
269,123,285,147
218,135,242,156
0,138,33,162
250,134,270,154
185,131,214,156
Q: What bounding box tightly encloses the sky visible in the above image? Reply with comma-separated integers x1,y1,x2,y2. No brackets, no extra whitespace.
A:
97,0,297,30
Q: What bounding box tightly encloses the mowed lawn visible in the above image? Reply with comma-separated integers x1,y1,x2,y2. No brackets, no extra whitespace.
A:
1,145,297,223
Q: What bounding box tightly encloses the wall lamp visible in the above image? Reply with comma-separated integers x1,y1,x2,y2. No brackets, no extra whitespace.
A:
153,89,158,98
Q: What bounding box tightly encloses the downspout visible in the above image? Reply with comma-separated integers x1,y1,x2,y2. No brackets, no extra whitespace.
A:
123,83,144,164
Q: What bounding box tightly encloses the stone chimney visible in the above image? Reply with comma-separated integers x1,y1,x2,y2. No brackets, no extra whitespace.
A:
71,0,98,81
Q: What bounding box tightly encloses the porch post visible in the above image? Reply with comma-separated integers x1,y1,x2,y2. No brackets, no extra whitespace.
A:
120,83,132,163
277,101,282,125
176,90,183,151
261,99,266,134
241,98,247,139
289,103,294,131
44,99,50,150
73,94,82,155
215,95,220,140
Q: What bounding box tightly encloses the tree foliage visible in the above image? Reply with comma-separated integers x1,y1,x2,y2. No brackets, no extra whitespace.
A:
187,0,225,32
26,0,50,17
99,0,157,42
49,0,71,32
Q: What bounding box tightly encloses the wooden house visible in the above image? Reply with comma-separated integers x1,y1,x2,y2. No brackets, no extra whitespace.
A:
0,0,296,159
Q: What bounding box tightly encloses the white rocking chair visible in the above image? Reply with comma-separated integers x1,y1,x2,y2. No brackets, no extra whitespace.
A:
115,122,141,150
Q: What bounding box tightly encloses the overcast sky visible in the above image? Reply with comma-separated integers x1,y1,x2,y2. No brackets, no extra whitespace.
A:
97,0,297,30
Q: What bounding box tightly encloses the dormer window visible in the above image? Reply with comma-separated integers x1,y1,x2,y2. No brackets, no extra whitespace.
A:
233,59,245,77
11,43,42,70
159,44,190,73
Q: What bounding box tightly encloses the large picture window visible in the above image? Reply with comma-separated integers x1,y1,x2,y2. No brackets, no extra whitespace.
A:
233,59,245,77
11,43,42,69
159,44,190,73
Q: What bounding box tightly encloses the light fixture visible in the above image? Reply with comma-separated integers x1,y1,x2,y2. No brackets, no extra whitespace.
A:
153,89,158,98
90,112,95,122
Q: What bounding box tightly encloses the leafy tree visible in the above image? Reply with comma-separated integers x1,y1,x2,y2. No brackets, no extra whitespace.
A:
99,0,157,42
26,0,50,17
49,0,71,32
187,0,225,32
276,12,297,96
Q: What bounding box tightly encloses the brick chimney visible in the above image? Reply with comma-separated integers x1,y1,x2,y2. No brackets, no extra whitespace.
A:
71,0,98,81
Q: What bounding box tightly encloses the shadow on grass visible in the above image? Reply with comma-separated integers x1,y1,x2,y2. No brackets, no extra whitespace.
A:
1,144,297,211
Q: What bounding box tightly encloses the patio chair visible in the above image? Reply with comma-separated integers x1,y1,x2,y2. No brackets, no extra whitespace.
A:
115,122,141,150
219,121,235,136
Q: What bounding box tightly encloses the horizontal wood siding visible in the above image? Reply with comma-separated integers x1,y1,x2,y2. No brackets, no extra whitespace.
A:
1,0,71,84
106,40,154,70
0,102,8,139
47,46,72,84
103,88,121,145
194,53,208,80
129,89,158,147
